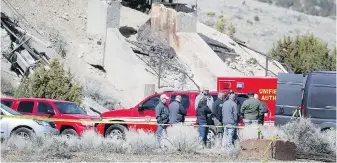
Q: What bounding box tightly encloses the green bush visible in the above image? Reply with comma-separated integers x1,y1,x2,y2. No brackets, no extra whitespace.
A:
270,34,336,73
14,59,83,104
206,12,216,17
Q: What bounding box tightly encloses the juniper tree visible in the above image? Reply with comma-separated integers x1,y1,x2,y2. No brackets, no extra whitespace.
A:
270,34,336,74
15,59,83,104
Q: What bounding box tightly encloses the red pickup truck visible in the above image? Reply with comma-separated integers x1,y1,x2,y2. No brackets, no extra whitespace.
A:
96,91,248,140
0,97,100,136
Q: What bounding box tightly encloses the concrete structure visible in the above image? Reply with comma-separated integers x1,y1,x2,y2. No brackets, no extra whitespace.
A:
150,4,241,90
86,0,120,36
104,28,158,103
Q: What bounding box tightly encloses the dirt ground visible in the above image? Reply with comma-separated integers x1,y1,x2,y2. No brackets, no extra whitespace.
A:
1,151,322,162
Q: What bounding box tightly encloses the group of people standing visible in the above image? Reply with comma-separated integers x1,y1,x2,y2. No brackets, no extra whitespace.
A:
154,88,268,148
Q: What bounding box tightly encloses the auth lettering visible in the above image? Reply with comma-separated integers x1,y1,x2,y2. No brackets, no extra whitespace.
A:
261,95,276,101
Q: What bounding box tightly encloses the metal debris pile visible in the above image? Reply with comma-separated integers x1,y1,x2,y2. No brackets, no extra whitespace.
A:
0,12,56,77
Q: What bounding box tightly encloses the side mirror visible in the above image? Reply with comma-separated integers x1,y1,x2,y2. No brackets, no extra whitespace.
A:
47,108,55,115
138,104,144,112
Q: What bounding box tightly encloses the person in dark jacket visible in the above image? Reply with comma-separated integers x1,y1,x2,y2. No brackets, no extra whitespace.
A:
155,94,170,148
222,93,238,147
169,95,187,124
212,92,225,135
196,96,213,146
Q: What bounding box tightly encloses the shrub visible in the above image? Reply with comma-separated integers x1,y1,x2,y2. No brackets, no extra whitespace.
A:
277,118,336,155
270,34,336,74
215,15,236,37
206,12,216,17
163,124,201,153
216,15,226,32
254,15,260,21
227,23,236,37
14,59,83,104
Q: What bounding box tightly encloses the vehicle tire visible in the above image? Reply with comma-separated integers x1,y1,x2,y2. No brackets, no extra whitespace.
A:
105,124,127,140
11,127,35,139
61,128,78,138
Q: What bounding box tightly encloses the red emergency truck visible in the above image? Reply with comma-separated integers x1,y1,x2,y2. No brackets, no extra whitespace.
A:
217,77,277,125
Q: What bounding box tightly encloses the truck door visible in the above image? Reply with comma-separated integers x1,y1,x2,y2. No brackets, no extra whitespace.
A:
135,95,159,132
275,73,304,126
303,72,336,129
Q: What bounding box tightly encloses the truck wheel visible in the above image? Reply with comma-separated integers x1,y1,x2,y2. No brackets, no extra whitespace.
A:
11,127,35,139
105,124,127,140
61,129,78,138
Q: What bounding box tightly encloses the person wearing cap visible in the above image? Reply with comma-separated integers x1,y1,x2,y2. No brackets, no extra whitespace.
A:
169,95,187,124
240,91,265,125
254,94,269,125
155,94,170,148
195,87,214,110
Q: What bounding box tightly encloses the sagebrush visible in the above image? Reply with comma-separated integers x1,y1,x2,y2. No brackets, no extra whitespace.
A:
14,59,83,104
1,119,335,161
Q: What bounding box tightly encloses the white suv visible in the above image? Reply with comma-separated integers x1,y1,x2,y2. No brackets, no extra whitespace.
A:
0,104,59,139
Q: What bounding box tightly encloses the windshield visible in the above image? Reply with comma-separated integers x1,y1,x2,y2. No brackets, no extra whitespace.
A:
54,102,86,115
0,104,22,116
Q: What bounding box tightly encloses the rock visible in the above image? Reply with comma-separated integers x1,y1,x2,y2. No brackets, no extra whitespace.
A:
230,63,236,69
61,13,69,21
1,28,11,54
240,139,296,161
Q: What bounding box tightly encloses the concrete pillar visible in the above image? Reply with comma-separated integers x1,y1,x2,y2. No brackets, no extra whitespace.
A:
86,0,121,36
85,0,121,67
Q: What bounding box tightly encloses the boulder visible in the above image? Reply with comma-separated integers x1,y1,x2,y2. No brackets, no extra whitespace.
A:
240,139,296,161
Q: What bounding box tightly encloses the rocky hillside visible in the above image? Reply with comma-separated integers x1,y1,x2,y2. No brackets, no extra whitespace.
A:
180,0,336,54
1,0,293,112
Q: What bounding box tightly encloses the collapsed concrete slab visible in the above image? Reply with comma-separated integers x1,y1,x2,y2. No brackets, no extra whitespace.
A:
196,23,287,76
150,4,241,90
240,139,297,161
104,28,158,103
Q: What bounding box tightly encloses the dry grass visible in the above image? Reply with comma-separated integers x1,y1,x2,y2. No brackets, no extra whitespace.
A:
1,119,335,161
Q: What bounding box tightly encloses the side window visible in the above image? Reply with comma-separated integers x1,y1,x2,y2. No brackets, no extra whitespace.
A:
170,94,190,109
142,96,160,110
37,102,54,114
309,86,336,108
1,100,13,108
17,101,34,113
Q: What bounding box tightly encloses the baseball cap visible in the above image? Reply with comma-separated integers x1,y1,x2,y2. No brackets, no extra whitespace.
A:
248,91,254,95
160,94,169,100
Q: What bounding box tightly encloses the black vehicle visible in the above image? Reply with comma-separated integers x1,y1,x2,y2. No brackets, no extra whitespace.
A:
275,71,336,130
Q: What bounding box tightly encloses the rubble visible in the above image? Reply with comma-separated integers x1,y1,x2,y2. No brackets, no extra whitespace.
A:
1,12,53,76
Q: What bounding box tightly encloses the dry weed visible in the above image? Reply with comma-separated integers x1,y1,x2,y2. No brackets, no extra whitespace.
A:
1,119,336,161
